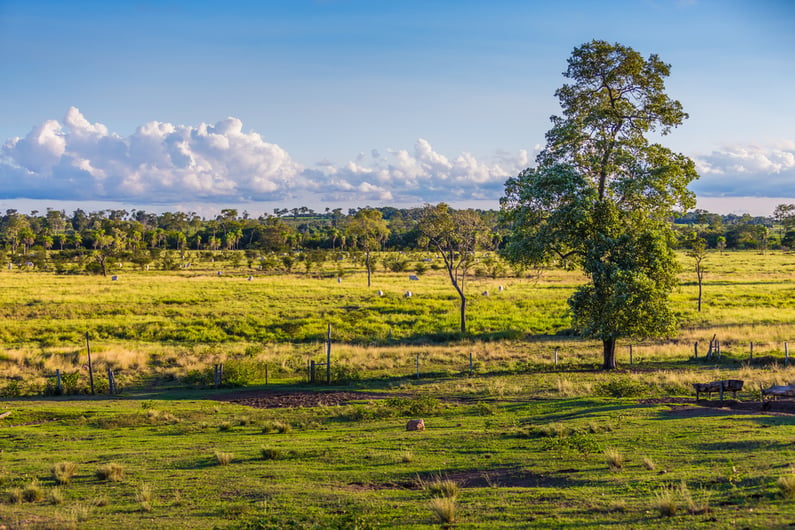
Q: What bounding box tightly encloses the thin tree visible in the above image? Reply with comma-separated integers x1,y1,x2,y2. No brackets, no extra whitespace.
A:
345,208,390,287
501,40,698,369
417,203,489,334
686,233,707,312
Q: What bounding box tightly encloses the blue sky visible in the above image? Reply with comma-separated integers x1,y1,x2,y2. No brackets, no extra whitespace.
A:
1,0,793,216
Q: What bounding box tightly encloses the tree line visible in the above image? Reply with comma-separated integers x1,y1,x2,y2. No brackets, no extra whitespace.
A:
0,204,789,259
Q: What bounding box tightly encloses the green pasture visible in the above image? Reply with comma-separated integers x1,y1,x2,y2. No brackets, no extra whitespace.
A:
3,249,795,527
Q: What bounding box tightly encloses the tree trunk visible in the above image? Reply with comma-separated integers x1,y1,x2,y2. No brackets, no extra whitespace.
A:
459,293,467,334
365,251,371,287
697,271,703,312
603,338,617,370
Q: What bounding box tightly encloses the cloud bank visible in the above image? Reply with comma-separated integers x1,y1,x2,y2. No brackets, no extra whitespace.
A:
692,142,795,197
2,108,793,208
0,108,530,206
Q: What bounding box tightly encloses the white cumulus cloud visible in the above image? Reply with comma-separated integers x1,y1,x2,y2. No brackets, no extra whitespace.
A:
1,108,302,202
1,109,533,205
693,142,795,197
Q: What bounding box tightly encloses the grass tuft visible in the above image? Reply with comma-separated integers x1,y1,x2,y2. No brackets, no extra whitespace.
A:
215,451,234,466
261,420,292,434
430,496,456,524
604,448,624,471
259,447,284,461
136,482,153,512
22,479,44,503
52,461,78,485
778,471,795,499
96,463,125,482
642,456,656,471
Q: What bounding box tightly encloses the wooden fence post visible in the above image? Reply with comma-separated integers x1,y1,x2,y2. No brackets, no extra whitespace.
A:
694,342,698,359
416,354,420,380
85,332,95,395
750,341,754,360
469,352,473,376
629,345,633,365
554,348,559,366
310,360,316,384
56,369,62,395
786,342,790,366
265,364,269,386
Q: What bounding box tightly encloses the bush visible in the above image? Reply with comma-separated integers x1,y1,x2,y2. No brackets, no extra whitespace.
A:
261,420,292,434
22,480,44,503
260,447,284,460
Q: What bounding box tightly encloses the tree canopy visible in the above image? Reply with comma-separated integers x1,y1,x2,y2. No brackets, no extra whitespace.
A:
501,40,699,369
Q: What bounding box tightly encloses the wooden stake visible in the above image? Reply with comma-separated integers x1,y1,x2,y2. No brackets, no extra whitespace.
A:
694,342,698,359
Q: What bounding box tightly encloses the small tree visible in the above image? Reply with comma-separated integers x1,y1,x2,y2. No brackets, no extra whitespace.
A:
418,203,489,334
685,233,707,312
345,208,389,287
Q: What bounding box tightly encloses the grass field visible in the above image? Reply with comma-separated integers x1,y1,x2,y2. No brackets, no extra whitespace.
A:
3,249,795,528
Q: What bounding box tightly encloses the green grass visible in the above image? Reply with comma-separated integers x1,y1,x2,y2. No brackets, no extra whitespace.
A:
1,250,795,526
1,375,795,528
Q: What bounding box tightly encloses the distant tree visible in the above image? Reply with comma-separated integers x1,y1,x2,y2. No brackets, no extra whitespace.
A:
346,208,390,287
418,203,490,334
685,233,707,312
501,40,697,369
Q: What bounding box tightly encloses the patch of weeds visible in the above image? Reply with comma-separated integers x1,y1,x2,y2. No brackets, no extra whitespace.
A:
96,463,125,482
259,447,284,461
52,461,78,485
218,421,233,432
215,451,234,466
643,456,657,471
474,401,498,416
261,420,291,434
653,482,710,517
604,448,625,471
64,502,92,523
386,395,440,417
542,432,601,456
594,376,648,398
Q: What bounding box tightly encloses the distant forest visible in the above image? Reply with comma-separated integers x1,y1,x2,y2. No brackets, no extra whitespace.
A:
1,204,794,267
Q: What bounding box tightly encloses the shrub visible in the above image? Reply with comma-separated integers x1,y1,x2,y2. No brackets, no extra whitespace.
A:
52,461,78,485
215,451,234,466
96,463,125,482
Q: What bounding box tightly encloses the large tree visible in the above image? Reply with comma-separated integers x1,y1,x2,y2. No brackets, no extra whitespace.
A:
501,40,698,369
346,208,390,287
418,203,490,334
